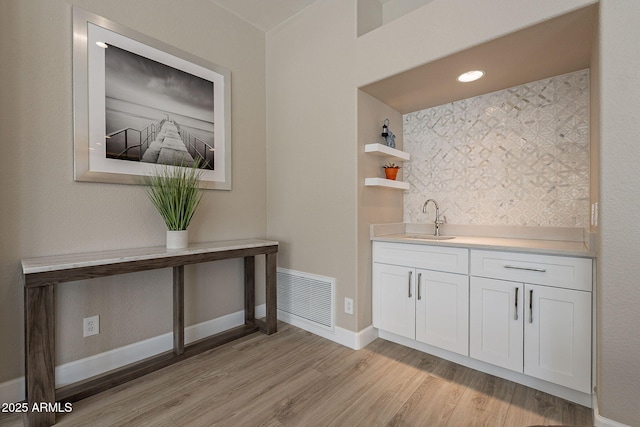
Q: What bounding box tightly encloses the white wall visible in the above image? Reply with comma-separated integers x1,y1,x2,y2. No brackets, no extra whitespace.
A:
590,9,600,234
266,0,359,331
357,91,403,328
0,0,266,381
597,1,640,425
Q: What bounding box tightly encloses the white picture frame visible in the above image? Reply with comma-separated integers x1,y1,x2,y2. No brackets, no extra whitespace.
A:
72,7,231,189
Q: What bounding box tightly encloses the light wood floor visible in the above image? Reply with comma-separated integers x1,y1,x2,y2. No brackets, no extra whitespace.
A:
1,323,592,427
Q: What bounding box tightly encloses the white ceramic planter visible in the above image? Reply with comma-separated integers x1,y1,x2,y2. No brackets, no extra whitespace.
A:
166,230,188,249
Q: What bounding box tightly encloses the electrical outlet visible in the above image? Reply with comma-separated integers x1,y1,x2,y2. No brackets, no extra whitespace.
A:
344,298,354,315
83,315,99,337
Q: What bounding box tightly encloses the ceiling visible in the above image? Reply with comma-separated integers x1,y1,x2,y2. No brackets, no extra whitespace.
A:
208,0,397,32
208,0,319,32
360,4,598,114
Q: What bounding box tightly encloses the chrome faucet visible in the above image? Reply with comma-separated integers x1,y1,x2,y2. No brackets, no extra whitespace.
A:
422,199,444,236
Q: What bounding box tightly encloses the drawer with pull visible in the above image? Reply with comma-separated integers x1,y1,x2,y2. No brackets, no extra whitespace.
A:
373,241,468,274
470,249,592,291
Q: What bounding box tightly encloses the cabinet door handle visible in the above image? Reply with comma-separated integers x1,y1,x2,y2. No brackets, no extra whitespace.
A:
417,273,422,300
504,265,547,273
408,271,412,298
529,289,533,323
514,287,519,320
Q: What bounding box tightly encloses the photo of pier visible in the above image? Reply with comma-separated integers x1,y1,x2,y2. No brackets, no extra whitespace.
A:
104,44,215,169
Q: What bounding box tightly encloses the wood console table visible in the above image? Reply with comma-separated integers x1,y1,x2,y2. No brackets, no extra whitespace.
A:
21,239,278,427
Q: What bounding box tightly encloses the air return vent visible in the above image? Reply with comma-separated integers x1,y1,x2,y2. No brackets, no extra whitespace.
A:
277,268,334,330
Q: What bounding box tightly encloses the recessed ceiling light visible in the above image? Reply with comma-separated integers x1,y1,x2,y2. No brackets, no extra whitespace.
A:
96,41,108,48
457,70,484,83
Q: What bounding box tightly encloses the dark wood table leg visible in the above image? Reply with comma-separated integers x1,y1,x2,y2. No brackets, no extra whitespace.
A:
24,284,56,427
265,252,277,334
173,266,184,355
244,256,255,326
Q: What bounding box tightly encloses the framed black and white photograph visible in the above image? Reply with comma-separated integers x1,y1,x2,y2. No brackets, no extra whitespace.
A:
73,7,231,189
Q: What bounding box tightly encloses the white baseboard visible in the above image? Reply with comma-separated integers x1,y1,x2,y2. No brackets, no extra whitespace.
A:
0,304,266,404
593,393,631,427
277,309,378,350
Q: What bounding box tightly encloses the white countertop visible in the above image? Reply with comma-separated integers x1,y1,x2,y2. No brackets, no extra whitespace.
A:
22,239,279,274
371,223,595,258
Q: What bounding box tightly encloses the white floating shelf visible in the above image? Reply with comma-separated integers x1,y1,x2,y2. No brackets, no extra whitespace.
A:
364,143,410,161
364,178,410,190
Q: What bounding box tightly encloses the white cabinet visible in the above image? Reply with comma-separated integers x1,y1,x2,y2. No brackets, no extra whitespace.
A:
469,276,524,373
416,270,469,355
469,250,592,394
524,283,592,393
372,263,415,339
372,242,469,356
372,242,594,401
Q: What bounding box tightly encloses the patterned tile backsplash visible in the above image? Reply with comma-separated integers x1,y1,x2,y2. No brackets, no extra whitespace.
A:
403,70,590,227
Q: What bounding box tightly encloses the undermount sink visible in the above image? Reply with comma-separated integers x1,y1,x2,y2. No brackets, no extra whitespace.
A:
405,234,456,241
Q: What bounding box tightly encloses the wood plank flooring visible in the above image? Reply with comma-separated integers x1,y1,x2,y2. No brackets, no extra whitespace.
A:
0,323,592,426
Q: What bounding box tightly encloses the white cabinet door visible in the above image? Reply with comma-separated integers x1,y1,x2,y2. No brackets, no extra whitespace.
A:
416,269,469,356
524,284,592,393
372,263,415,339
469,277,524,373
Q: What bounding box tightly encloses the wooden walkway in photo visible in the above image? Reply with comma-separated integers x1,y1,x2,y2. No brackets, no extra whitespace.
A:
142,120,195,166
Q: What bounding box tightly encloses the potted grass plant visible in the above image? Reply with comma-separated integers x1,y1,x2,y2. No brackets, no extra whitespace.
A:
145,159,204,249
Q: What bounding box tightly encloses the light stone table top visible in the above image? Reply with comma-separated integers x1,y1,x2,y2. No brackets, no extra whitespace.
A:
371,223,595,258
22,239,279,274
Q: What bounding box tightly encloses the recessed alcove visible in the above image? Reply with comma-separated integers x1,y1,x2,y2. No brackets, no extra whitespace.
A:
358,3,599,228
